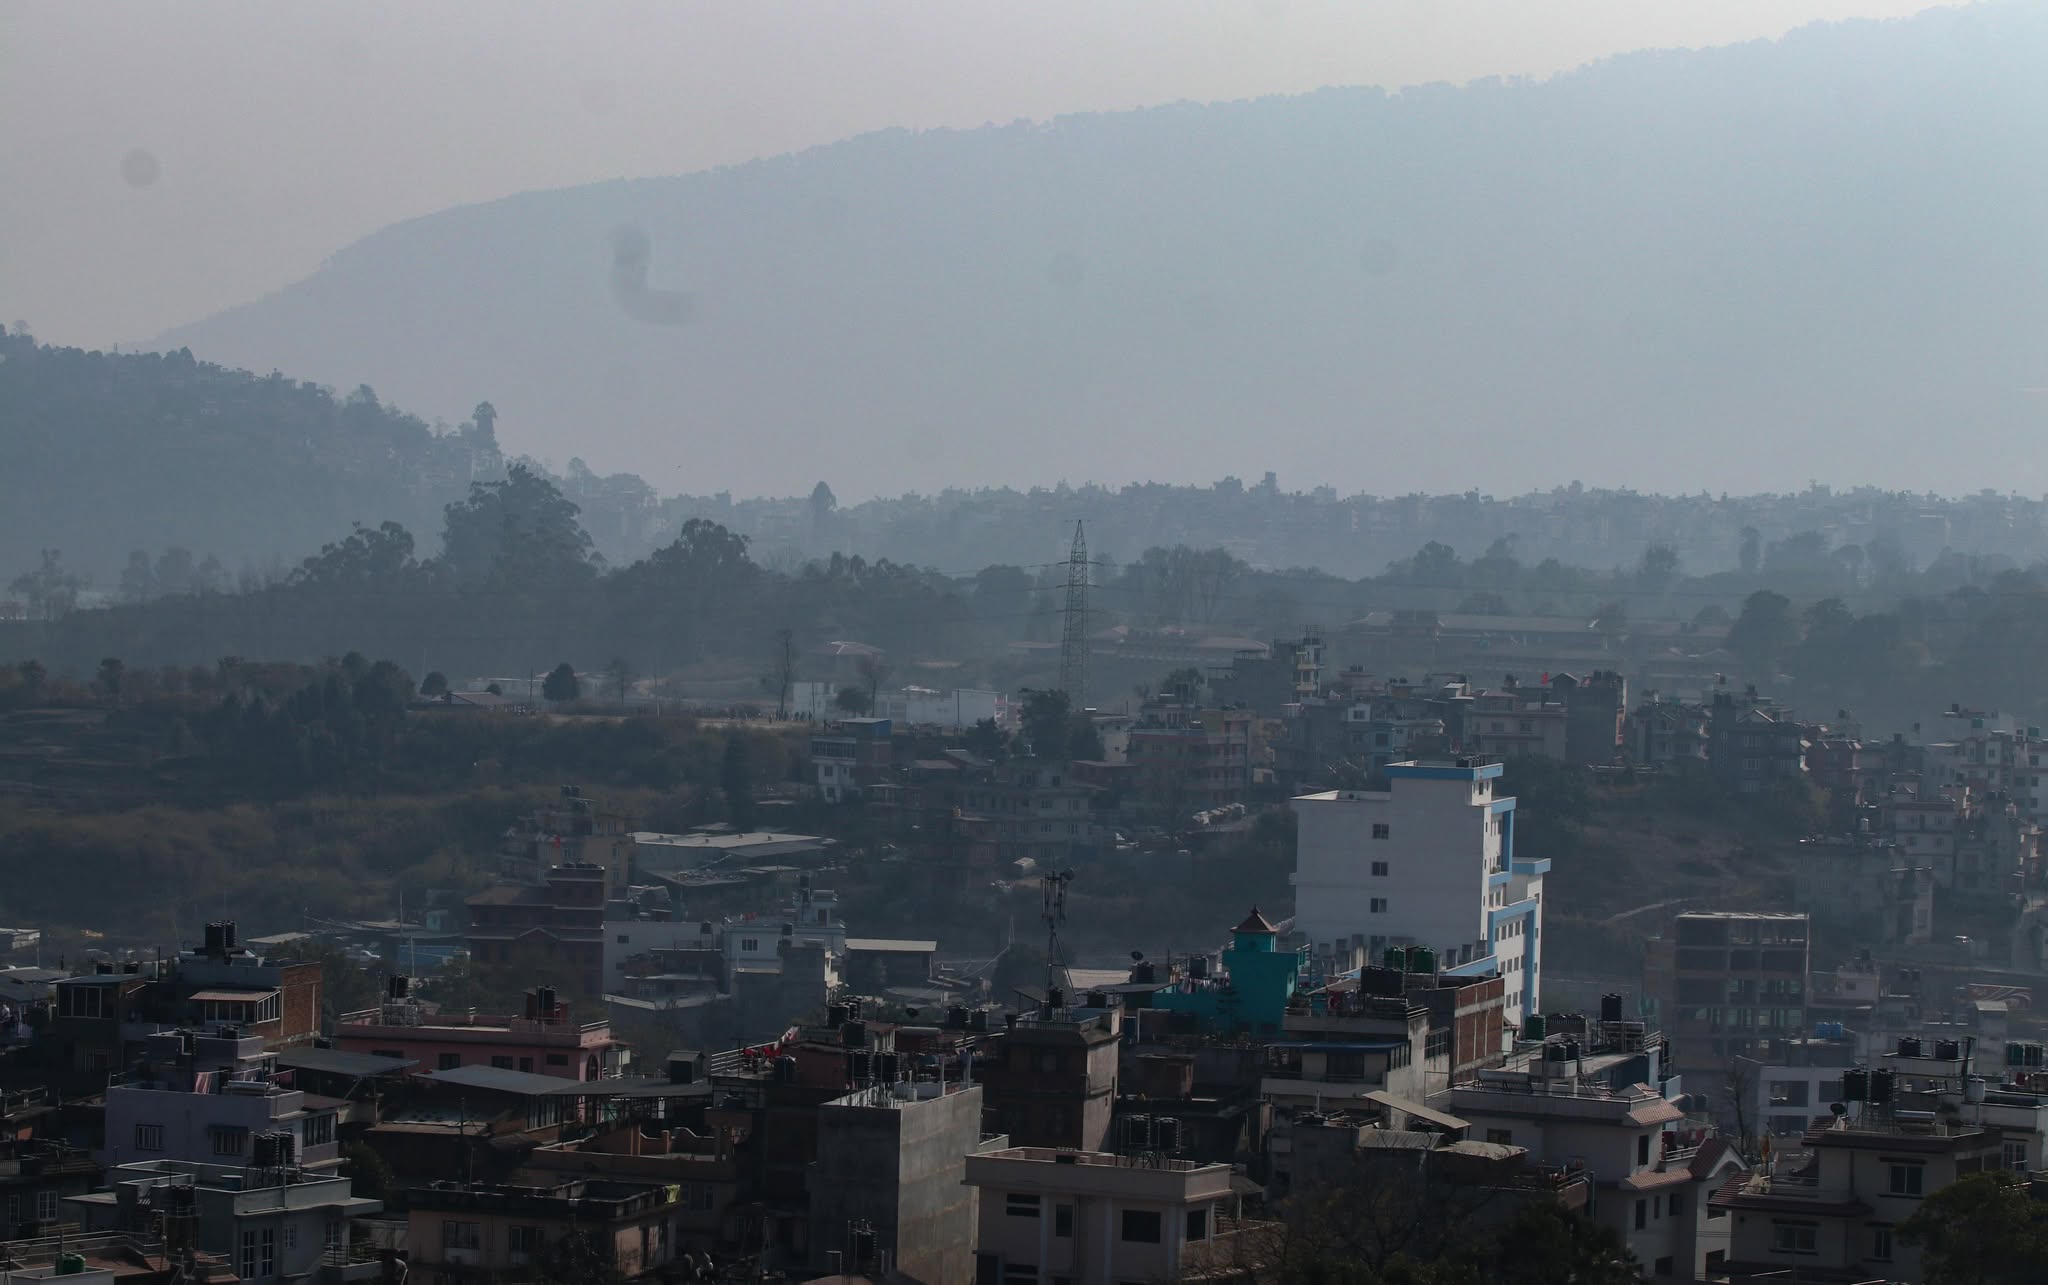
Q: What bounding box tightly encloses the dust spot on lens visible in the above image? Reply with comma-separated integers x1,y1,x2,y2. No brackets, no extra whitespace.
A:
609,223,693,326
1046,252,1085,289
121,149,161,189
1360,236,1400,277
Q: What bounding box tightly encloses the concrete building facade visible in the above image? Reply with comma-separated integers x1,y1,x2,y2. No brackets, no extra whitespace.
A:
1293,760,1547,1020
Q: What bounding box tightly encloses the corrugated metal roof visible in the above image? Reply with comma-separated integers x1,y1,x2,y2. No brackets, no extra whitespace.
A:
274,1048,416,1077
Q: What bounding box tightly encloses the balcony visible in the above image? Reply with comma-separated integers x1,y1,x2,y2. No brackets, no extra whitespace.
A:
319,1240,387,1283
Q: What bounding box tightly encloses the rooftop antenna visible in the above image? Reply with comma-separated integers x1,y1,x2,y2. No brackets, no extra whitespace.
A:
1041,869,1074,1002
1057,521,1091,711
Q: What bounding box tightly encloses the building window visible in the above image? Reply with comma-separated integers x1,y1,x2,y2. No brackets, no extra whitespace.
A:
2003,1140,2030,1171
442,1221,481,1250
1771,1223,1817,1254
1634,1200,1646,1230
1371,861,1389,877
1121,1210,1162,1243
240,1231,258,1279
438,1053,462,1071
1372,824,1390,840
1637,1135,1651,1167
1186,1208,1209,1242
1006,1193,1041,1218
491,1055,514,1070
283,1225,297,1253
519,1057,535,1073
1888,1164,1924,1197
1370,898,1388,914
1054,1204,1074,1238
1486,1129,1513,1146
616,934,631,944
135,1123,164,1151
371,1049,403,1060
1870,1225,1893,1261
34,1192,55,1223
1768,1081,1809,1107
1669,1191,1684,1216
741,938,760,952
210,1126,248,1156
547,1053,570,1066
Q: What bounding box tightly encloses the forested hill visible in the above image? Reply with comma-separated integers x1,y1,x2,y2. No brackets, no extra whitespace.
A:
0,332,502,582
158,5,2048,500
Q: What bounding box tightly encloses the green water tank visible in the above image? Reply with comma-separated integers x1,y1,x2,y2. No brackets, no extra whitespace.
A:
55,1254,86,1276
1410,947,1438,974
1525,1014,1547,1041
1382,947,1407,971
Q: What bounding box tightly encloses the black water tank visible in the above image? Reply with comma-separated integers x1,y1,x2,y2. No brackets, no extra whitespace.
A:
841,1021,867,1048
968,1009,989,1033
1600,993,1624,1023
1188,956,1209,980
845,1050,872,1084
874,1052,901,1083
1934,1039,1961,1061
1897,1036,1923,1058
1842,1068,1870,1102
1870,1069,1896,1105
827,1004,850,1027
1153,1117,1184,1153
772,1056,797,1084
946,1006,969,1030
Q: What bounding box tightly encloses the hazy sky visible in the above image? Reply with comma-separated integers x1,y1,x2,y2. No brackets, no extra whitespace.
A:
2,1,1948,349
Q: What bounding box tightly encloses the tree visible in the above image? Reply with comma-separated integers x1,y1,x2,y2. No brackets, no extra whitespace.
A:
965,717,1007,760
1019,688,1073,758
1636,543,1680,591
763,627,798,719
419,671,449,698
722,733,758,832
808,481,837,536
602,656,636,707
1727,589,1797,676
8,549,86,621
856,653,890,710
1899,1170,2048,1284
542,662,580,703
833,685,871,715
343,1141,395,1202
96,657,125,703
118,550,157,604
439,464,597,589
1738,526,1761,576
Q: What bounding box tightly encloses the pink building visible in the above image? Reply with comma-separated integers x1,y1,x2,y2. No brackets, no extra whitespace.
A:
335,983,625,1082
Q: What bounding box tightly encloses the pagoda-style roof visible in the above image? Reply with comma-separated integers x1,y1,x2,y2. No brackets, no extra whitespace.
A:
1233,907,1278,936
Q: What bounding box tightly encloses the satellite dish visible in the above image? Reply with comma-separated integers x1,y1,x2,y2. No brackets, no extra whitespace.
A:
1830,1102,1848,1117
905,1008,920,1019
1130,950,1145,961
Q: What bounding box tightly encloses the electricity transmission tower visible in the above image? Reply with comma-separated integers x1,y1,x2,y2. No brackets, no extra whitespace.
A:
1057,521,1090,709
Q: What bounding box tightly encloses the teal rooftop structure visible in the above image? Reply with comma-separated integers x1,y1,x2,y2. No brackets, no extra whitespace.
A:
1139,907,1306,1037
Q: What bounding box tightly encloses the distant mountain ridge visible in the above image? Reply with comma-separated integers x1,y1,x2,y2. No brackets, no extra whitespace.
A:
154,6,2048,500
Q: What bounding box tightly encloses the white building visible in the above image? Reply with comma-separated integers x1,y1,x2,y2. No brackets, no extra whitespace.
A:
787,681,1010,728
1292,760,1547,1020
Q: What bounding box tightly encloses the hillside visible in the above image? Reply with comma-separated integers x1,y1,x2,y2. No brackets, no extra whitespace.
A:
157,5,2048,501
0,333,500,583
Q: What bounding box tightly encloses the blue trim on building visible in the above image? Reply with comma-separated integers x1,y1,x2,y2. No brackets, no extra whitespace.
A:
1510,859,1552,876
1385,762,1505,782
1489,798,1517,814
1487,870,1513,888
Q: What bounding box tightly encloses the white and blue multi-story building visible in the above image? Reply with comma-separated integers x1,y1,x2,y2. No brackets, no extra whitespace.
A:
1292,758,1548,1022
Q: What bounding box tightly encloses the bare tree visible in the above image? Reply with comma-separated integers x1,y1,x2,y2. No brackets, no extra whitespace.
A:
763,627,798,719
